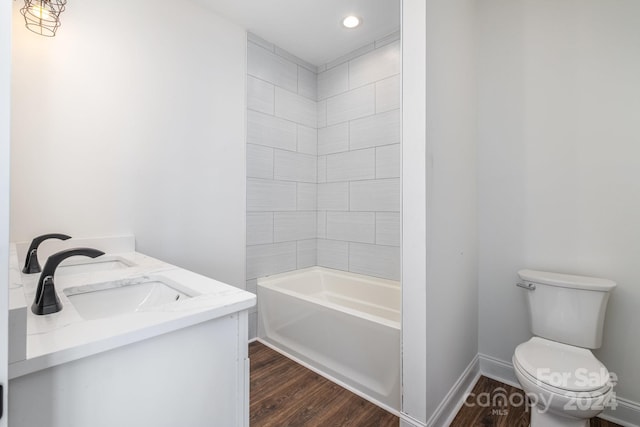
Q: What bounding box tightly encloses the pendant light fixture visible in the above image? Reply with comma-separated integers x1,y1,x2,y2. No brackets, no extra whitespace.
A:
20,0,67,37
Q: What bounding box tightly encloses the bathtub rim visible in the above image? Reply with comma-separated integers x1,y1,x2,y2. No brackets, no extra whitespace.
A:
257,266,401,330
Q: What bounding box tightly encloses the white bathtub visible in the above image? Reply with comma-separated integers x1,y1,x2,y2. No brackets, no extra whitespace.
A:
257,266,401,412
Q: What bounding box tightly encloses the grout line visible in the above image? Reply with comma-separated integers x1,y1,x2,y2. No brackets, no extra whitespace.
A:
374,146,378,179
317,70,400,103
271,149,275,180
248,142,315,156
250,175,398,185
323,106,400,129
374,79,378,114
374,212,378,245
247,39,275,54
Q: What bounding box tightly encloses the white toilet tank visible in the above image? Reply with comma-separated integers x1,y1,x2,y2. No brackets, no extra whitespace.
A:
517,269,616,349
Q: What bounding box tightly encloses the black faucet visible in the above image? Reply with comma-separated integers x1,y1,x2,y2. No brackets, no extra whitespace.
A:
31,247,105,315
22,233,72,274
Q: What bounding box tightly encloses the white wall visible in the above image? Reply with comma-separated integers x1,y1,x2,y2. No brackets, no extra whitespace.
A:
401,0,427,422
402,0,478,424
478,0,640,409
0,0,11,424
424,0,478,421
10,0,246,288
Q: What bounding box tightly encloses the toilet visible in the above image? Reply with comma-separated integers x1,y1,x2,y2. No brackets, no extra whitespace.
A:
513,269,616,427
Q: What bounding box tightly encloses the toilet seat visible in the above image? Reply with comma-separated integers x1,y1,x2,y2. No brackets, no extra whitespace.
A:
514,337,611,394
513,355,612,399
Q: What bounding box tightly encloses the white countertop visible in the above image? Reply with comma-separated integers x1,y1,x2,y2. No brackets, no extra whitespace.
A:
9,241,256,379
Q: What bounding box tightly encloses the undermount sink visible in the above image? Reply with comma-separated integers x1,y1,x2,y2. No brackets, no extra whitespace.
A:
63,275,194,320
56,255,135,276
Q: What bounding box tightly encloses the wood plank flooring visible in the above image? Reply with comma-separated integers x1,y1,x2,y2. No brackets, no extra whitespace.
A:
249,341,398,427
249,344,622,427
450,376,622,427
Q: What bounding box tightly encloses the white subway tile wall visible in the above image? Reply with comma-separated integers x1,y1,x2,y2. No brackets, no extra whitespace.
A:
247,110,297,151
375,144,401,179
326,149,375,182
326,212,375,244
350,109,401,150
247,76,274,114
317,63,349,100
246,32,401,338
246,179,297,211
246,144,273,179
246,242,297,280
348,243,400,280
296,239,317,269
297,126,317,155
318,122,349,155
326,84,375,126
317,182,349,211
375,212,401,246
375,75,401,113
247,43,298,93
274,87,317,128
246,212,273,246
296,183,317,211
350,179,401,212
316,239,349,271
274,212,317,242
273,150,317,183
348,42,401,89
316,34,400,282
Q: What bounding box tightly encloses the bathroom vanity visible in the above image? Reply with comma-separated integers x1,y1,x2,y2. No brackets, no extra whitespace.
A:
7,236,255,427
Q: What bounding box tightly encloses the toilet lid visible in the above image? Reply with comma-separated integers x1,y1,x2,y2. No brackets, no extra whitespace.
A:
514,337,610,392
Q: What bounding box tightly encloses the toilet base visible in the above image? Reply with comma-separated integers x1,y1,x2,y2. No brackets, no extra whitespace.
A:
531,407,589,427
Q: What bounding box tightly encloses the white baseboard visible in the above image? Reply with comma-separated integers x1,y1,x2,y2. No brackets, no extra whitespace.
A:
400,413,427,427
479,354,640,427
600,396,640,427
426,355,481,427
478,353,520,388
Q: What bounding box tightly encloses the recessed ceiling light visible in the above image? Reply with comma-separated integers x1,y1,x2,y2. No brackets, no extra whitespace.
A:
342,15,361,29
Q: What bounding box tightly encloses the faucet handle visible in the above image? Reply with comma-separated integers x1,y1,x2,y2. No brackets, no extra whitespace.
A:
32,247,105,315
22,233,72,274
31,276,63,315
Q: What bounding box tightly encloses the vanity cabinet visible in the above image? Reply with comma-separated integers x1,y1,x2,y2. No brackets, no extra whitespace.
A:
9,311,250,427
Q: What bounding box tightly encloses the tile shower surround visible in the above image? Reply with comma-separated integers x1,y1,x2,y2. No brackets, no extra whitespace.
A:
246,32,400,337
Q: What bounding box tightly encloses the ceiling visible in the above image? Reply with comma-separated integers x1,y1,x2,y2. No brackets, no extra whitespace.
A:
196,0,400,66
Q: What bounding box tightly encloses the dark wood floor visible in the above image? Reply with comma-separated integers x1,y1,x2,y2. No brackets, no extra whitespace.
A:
249,341,398,426
249,344,621,427
450,376,622,427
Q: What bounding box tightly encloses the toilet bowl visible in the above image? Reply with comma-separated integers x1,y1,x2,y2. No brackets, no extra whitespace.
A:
514,270,616,427
513,337,613,427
